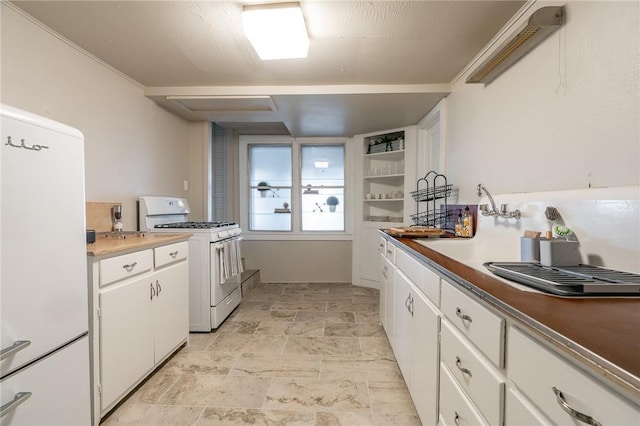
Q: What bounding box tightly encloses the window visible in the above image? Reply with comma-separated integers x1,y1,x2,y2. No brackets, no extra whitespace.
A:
240,136,349,237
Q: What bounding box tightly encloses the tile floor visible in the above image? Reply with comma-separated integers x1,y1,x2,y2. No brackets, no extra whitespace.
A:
101,282,421,425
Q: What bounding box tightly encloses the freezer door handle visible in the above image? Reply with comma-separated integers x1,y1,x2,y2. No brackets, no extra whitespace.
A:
0,392,32,418
0,340,31,361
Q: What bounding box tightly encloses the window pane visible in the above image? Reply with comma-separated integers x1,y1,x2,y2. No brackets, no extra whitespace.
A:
249,145,292,231
250,188,292,231
300,145,345,231
301,145,344,186
301,188,345,231
250,145,291,186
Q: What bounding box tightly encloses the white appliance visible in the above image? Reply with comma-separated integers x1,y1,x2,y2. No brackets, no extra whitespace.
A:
1,105,91,424
138,196,243,331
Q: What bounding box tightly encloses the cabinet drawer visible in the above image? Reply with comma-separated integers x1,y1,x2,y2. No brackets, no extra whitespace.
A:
506,387,551,425
396,249,440,306
441,320,504,425
384,241,396,263
154,241,188,268
441,280,504,367
508,326,640,426
439,363,489,426
99,250,153,286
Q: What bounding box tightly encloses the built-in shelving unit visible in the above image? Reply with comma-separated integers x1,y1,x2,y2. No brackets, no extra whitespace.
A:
362,131,406,223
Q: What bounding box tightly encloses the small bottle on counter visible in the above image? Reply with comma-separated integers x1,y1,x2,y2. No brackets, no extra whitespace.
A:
455,210,463,236
462,206,474,237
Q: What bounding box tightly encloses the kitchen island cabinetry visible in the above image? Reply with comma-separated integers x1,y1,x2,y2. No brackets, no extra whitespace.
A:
381,233,640,426
87,235,190,424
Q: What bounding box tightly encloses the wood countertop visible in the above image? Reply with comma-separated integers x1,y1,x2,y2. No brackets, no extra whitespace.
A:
389,235,640,400
86,233,192,257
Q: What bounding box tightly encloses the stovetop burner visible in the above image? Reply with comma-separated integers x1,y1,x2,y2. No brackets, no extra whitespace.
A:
154,221,237,229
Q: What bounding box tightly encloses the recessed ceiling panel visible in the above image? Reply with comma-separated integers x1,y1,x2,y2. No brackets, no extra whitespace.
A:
167,96,277,113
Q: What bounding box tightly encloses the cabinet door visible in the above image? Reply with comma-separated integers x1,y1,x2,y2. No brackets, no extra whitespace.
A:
409,288,440,426
379,253,388,329
153,261,189,362
99,278,154,411
392,270,413,385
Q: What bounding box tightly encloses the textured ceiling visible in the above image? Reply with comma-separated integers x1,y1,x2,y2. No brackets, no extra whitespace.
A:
11,0,526,136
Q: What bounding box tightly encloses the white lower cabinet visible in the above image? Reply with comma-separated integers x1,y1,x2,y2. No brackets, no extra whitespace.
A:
439,363,488,426
393,268,440,425
507,326,640,426
385,239,639,426
379,252,395,334
90,241,189,423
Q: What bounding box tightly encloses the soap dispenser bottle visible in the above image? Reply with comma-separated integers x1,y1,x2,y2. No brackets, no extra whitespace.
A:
455,210,463,236
463,206,474,237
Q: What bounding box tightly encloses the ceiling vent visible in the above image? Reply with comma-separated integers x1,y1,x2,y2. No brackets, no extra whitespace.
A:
466,6,564,84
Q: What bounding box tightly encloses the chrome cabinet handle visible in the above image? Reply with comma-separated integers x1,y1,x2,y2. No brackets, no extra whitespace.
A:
150,283,156,300
1,392,32,418
386,248,393,256
455,307,473,323
552,387,602,426
454,411,461,426
456,356,472,377
123,261,137,272
381,265,388,279
156,280,162,296
0,340,31,361
169,251,178,258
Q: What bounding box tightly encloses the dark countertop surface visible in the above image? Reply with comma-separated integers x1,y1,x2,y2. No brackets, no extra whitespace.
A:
387,235,640,400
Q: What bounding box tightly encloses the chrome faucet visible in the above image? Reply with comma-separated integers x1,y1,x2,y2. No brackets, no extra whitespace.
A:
477,184,521,219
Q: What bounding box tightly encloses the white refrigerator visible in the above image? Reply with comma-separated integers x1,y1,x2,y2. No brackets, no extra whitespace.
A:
0,105,91,425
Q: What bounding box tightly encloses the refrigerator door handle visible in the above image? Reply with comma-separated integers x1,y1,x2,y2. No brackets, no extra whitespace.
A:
0,392,32,418
0,340,31,361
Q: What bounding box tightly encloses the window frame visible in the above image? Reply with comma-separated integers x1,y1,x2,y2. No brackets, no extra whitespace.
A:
239,135,352,240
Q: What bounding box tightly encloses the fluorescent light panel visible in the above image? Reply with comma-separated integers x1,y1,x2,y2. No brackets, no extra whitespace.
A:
242,2,309,60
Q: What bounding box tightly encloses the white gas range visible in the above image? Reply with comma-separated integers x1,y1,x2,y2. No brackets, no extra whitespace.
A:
138,196,243,331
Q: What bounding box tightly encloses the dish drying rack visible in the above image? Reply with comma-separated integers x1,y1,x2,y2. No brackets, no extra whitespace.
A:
410,171,453,229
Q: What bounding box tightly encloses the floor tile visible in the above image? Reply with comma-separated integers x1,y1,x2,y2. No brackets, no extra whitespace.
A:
358,337,395,358
294,311,355,324
101,404,204,425
255,321,324,336
354,312,381,324
230,353,321,378
284,337,361,356
367,380,418,414
236,301,273,311
270,301,328,311
264,378,370,411
124,373,181,404
160,350,240,375
229,309,297,322
208,334,287,354
326,302,378,312
216,320,261,334
185,333,218,351
324,323,385,338
159,375,271,408
315,411,420,426
320,356,402,381
196,408,316,425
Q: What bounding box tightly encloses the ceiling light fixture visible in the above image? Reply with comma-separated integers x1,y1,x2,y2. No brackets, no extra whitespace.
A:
466,6,564,84
242,2,309,60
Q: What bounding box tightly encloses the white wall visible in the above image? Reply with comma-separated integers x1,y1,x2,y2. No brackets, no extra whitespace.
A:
443,1,639,202
1,4,192,230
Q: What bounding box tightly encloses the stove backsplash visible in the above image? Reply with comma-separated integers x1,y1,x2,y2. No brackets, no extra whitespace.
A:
471,186,639,273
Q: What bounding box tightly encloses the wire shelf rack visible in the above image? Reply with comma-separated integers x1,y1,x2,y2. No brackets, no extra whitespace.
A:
411,171,453,230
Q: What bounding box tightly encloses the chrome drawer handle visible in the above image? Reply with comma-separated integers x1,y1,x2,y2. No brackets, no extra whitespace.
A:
454,411,461,426
156,280,162,295
150,283,156,300
1,392,32,418
0,340,31,361
552,387,601,426
169,251,178,258
455,356,472,377
382,265,388,278
455,307,473,323
123,261,137,272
